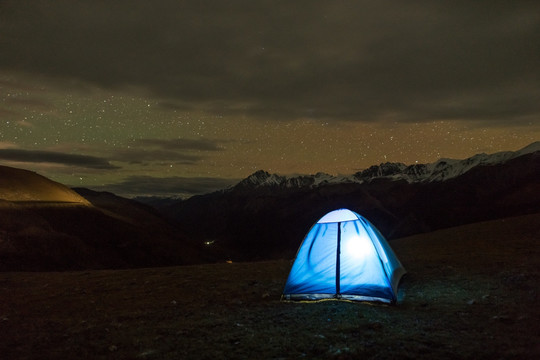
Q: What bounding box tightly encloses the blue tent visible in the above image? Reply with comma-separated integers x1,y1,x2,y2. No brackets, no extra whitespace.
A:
282,209,406,304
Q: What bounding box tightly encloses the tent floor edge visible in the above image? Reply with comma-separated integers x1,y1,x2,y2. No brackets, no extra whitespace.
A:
281,293,395,305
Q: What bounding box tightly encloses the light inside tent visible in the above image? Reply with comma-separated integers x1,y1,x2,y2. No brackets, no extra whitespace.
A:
343,233,375,259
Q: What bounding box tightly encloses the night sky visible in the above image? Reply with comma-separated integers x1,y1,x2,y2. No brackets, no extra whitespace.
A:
1,1,539,197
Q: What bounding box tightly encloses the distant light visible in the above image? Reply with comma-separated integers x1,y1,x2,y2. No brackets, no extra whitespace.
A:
226,260,233,264
204,240,215,246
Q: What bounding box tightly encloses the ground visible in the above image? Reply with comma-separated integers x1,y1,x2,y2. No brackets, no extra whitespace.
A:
0,213,539,359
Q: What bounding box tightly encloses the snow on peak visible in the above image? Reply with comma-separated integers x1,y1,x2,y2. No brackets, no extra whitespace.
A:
352,162,407,181
238,170,281,187
516,141,540,156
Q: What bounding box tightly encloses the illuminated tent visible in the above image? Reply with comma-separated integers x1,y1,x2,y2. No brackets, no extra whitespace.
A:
282,209,406,304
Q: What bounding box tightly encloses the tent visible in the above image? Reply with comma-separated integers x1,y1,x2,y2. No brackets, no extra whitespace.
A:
282,209,406,304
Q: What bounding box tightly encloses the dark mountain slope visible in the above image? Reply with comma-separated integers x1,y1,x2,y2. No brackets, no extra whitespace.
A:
0,201,206,271
0,165,207,271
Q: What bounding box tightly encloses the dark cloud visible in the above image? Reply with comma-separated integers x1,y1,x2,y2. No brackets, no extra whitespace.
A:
107,138,226,165
3,96,55,111
1,1,539,123
111,149,202,165
92,175,239,197
0,149,119,169
0,108,16,117
136,138,224,152
157,101,193,112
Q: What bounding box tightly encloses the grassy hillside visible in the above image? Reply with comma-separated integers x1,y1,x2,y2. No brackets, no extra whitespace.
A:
0,165,89,204
0,213,538,359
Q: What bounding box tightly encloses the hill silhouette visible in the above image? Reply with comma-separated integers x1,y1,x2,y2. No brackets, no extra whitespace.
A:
0,165,205,271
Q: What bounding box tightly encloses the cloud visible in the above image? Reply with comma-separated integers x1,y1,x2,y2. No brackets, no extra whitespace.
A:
0,108,16,117
4,96,55,111
105,138,226,165
0,149,119,169
136,138,224,152
0,1,539,124
92,175,239,197
110,149,202,165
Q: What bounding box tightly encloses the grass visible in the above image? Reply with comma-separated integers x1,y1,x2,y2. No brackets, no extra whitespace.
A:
0,213,539,359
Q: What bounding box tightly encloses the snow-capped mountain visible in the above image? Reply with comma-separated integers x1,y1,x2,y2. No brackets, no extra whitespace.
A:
233,141,540,190
234,170,351,189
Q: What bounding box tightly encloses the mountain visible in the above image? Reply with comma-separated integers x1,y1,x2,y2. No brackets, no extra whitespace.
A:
354,141,540,183
0,165,206,271
153,142,540,261
233,170,351,191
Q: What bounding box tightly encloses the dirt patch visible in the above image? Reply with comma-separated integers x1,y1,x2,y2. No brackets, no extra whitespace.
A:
0,214,539,359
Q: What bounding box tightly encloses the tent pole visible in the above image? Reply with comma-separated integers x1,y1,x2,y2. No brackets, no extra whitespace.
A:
335,222,341,298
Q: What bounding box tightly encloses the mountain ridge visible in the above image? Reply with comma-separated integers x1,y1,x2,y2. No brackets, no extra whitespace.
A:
232,141,540,191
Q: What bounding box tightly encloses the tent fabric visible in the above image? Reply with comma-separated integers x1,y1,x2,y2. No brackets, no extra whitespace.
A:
282,209,406,304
